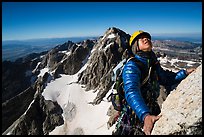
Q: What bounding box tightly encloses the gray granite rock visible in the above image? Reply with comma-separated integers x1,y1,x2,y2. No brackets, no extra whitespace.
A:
151,64,202,135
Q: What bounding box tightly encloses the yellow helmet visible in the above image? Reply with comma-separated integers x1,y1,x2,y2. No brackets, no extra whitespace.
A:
129,30,151,47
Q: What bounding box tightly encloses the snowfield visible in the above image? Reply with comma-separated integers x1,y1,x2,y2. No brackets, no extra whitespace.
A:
41,64,115,135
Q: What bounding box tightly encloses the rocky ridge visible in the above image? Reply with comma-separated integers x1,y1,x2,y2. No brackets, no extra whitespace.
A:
2,39,95,134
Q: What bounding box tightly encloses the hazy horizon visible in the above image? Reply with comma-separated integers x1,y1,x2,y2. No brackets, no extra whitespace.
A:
3,2,202,41
2,36,99,42
2,33,202,43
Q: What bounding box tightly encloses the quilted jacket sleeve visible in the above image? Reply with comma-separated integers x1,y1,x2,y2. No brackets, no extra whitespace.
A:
155,62,187,86
122,60,150,122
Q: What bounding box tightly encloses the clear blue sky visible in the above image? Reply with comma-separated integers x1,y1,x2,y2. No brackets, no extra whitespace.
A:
2,2,202,41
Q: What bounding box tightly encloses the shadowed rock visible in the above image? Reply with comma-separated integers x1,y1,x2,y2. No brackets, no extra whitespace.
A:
78,27,130,105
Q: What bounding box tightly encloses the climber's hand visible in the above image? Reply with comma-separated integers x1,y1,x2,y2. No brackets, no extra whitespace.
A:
143,114,161,135
186,68,196,75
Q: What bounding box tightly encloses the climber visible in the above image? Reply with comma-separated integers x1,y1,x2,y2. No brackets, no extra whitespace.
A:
120,30,195,135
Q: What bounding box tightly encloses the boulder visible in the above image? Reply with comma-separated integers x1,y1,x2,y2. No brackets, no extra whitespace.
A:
151,65,202,135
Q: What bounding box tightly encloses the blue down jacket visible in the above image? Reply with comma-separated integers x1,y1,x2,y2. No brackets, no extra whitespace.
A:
122,54,187,122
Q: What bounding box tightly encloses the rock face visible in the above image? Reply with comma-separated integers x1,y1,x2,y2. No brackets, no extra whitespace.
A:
39,41,76,71
2,86,36,133
62,40,93,75
2,75,64,135
78,27,130,104
2,50,48,103
151,64,202,135
2,61,35,103
9,93,64,135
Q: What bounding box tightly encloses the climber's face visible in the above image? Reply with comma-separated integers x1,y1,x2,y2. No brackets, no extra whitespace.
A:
138,35,152,51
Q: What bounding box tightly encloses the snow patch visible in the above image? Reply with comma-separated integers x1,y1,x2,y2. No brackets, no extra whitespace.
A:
40,55,45,58
82,53,90,66
90,47,96,54
31,57,37,61
101,33,108,41
37,67,49,78
32,62,41,73
104,42,113,51
158,56,168,64
59,51,71,56
107,34,116,39
42,64,114,135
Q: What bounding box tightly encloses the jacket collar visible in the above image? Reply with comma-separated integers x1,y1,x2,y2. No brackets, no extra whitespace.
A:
134,50,158,66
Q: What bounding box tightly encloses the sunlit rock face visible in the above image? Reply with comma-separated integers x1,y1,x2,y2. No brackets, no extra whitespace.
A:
151,64,202,135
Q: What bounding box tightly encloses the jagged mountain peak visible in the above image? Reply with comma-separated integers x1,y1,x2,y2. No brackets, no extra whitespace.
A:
105,27,129,36
100,27,130,46
77,27,131,105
